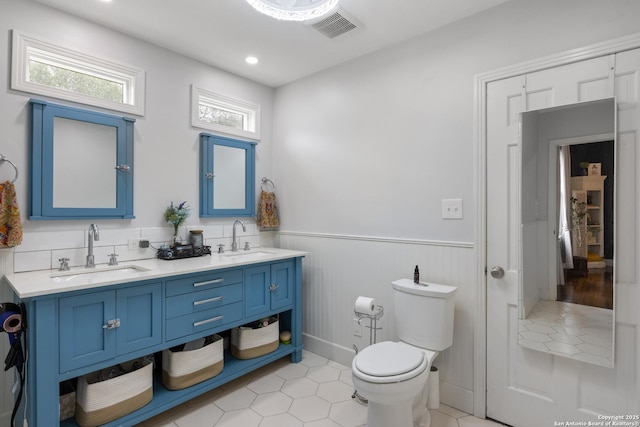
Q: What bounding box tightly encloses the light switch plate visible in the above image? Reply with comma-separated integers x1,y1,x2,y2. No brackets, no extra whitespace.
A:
442,199,463,219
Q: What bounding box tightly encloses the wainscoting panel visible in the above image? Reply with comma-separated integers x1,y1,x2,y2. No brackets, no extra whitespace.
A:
279,232,476,413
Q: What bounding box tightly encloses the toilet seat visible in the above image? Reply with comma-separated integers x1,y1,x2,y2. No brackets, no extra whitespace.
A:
353,341,430,384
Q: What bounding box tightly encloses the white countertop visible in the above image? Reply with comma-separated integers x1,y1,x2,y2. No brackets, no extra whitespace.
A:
4,247,307,299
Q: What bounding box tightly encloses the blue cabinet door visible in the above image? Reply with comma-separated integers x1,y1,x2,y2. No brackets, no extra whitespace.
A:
59,290,117,373
270,260,294,310
244,264,271,317
59,282,162,373
116,283,162,354
244,261,295,317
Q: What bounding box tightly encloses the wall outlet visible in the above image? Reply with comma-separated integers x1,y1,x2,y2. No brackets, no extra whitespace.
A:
353,318,362,337
442,198,463,219
128,239,139,249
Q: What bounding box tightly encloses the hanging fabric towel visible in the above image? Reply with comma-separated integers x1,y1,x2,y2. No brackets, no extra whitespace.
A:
0,180,23,248
257,190,279,230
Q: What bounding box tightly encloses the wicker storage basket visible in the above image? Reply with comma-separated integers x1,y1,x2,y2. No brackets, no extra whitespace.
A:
75,356,153,427
59,380,75,421
231,317,279,359
162,334,224,390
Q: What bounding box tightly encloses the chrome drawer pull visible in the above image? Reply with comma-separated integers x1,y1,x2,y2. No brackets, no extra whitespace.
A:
102,319,120,329
193,315,223,327
269,284,278,291
193,296,223,306
193,278,224,287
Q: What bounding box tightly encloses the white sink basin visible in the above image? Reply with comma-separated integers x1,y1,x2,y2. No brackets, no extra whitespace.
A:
51,265,150,283
222,251,275,261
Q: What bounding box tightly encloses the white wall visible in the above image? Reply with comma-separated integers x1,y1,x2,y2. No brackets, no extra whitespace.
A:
273,0,640,415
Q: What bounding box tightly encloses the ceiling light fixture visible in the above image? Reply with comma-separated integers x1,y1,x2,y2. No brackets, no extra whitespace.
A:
246,0,339,22
245,56,259,65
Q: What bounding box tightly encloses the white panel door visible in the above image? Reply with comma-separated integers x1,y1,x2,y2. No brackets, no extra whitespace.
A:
486,54,639,426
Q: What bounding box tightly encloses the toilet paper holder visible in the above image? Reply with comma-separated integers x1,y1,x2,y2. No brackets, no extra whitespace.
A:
354,304,384,346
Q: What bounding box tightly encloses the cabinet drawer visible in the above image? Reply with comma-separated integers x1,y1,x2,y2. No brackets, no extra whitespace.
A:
166,269,243,297
166,301,243,341
165,283,242,318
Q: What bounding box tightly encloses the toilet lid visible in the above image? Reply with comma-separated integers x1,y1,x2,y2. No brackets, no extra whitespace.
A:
355,342,425,377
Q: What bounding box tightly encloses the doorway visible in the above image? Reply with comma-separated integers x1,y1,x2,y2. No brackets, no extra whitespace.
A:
558,141,614,310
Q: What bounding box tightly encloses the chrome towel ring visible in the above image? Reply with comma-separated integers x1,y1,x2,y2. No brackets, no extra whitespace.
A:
261,177,275,191
0,154,18,183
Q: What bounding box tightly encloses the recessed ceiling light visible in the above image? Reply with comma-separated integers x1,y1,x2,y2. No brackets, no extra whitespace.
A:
245,56,259,65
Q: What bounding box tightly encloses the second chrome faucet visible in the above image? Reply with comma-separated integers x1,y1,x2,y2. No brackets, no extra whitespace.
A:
86,223,100,268
231,219,246,252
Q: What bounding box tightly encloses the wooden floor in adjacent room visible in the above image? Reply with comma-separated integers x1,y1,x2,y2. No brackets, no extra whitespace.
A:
558,267,613,309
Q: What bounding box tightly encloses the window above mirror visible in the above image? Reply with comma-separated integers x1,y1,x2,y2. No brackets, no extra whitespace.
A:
191,86,261,141
200,133,256,218
30,99,135,220
12,30,146,116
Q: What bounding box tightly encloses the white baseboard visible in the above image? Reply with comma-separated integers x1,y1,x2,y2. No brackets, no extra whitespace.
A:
439,380,474,415
302,332,474,414
302,333,355,367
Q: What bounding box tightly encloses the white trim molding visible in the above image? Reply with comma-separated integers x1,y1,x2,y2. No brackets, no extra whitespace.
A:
11,30,146,116
278,230,474,249
191,85,261,141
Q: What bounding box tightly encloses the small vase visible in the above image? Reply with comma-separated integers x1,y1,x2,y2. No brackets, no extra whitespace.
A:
172,226,180,247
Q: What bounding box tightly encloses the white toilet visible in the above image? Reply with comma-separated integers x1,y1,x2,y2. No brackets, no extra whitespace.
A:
352,278,457,427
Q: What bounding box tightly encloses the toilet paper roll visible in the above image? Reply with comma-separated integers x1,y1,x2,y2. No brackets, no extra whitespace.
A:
354,296,376,315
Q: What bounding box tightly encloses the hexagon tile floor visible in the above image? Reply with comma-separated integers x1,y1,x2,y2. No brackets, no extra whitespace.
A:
135,350,505,427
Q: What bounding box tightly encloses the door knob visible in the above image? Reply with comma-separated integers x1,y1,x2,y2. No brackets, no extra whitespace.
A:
490,266,505,278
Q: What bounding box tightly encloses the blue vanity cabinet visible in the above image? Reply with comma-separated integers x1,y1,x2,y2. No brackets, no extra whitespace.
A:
59,281,162,373
244,260,295,318
15,255,304,427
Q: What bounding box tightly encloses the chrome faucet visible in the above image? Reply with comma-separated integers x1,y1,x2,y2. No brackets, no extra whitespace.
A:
86,224,100,268
231,219,246,252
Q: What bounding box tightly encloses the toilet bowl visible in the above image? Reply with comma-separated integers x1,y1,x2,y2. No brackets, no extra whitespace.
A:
352,341,437,427
351,279,457,427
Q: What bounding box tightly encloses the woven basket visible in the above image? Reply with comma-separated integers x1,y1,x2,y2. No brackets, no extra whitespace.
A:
75,357,153,427
162,334,223,390
231,317,279,359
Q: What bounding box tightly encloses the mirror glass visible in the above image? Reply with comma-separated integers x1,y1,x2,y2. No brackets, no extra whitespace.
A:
213,144,246,210
519,98,615,368
53,117,117,208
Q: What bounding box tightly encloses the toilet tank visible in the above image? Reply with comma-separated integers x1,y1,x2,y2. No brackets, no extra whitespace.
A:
392,279,458,351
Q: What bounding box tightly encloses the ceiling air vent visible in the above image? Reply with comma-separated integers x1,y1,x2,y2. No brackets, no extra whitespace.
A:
307,8,359,39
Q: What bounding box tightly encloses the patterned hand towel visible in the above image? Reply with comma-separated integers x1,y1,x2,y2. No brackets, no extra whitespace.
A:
257,190,279,230
0,180,23,247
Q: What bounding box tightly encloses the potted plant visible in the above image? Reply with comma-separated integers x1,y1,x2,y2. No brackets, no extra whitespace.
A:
570,196,588,275
579,161,590,176
164,201,190,247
